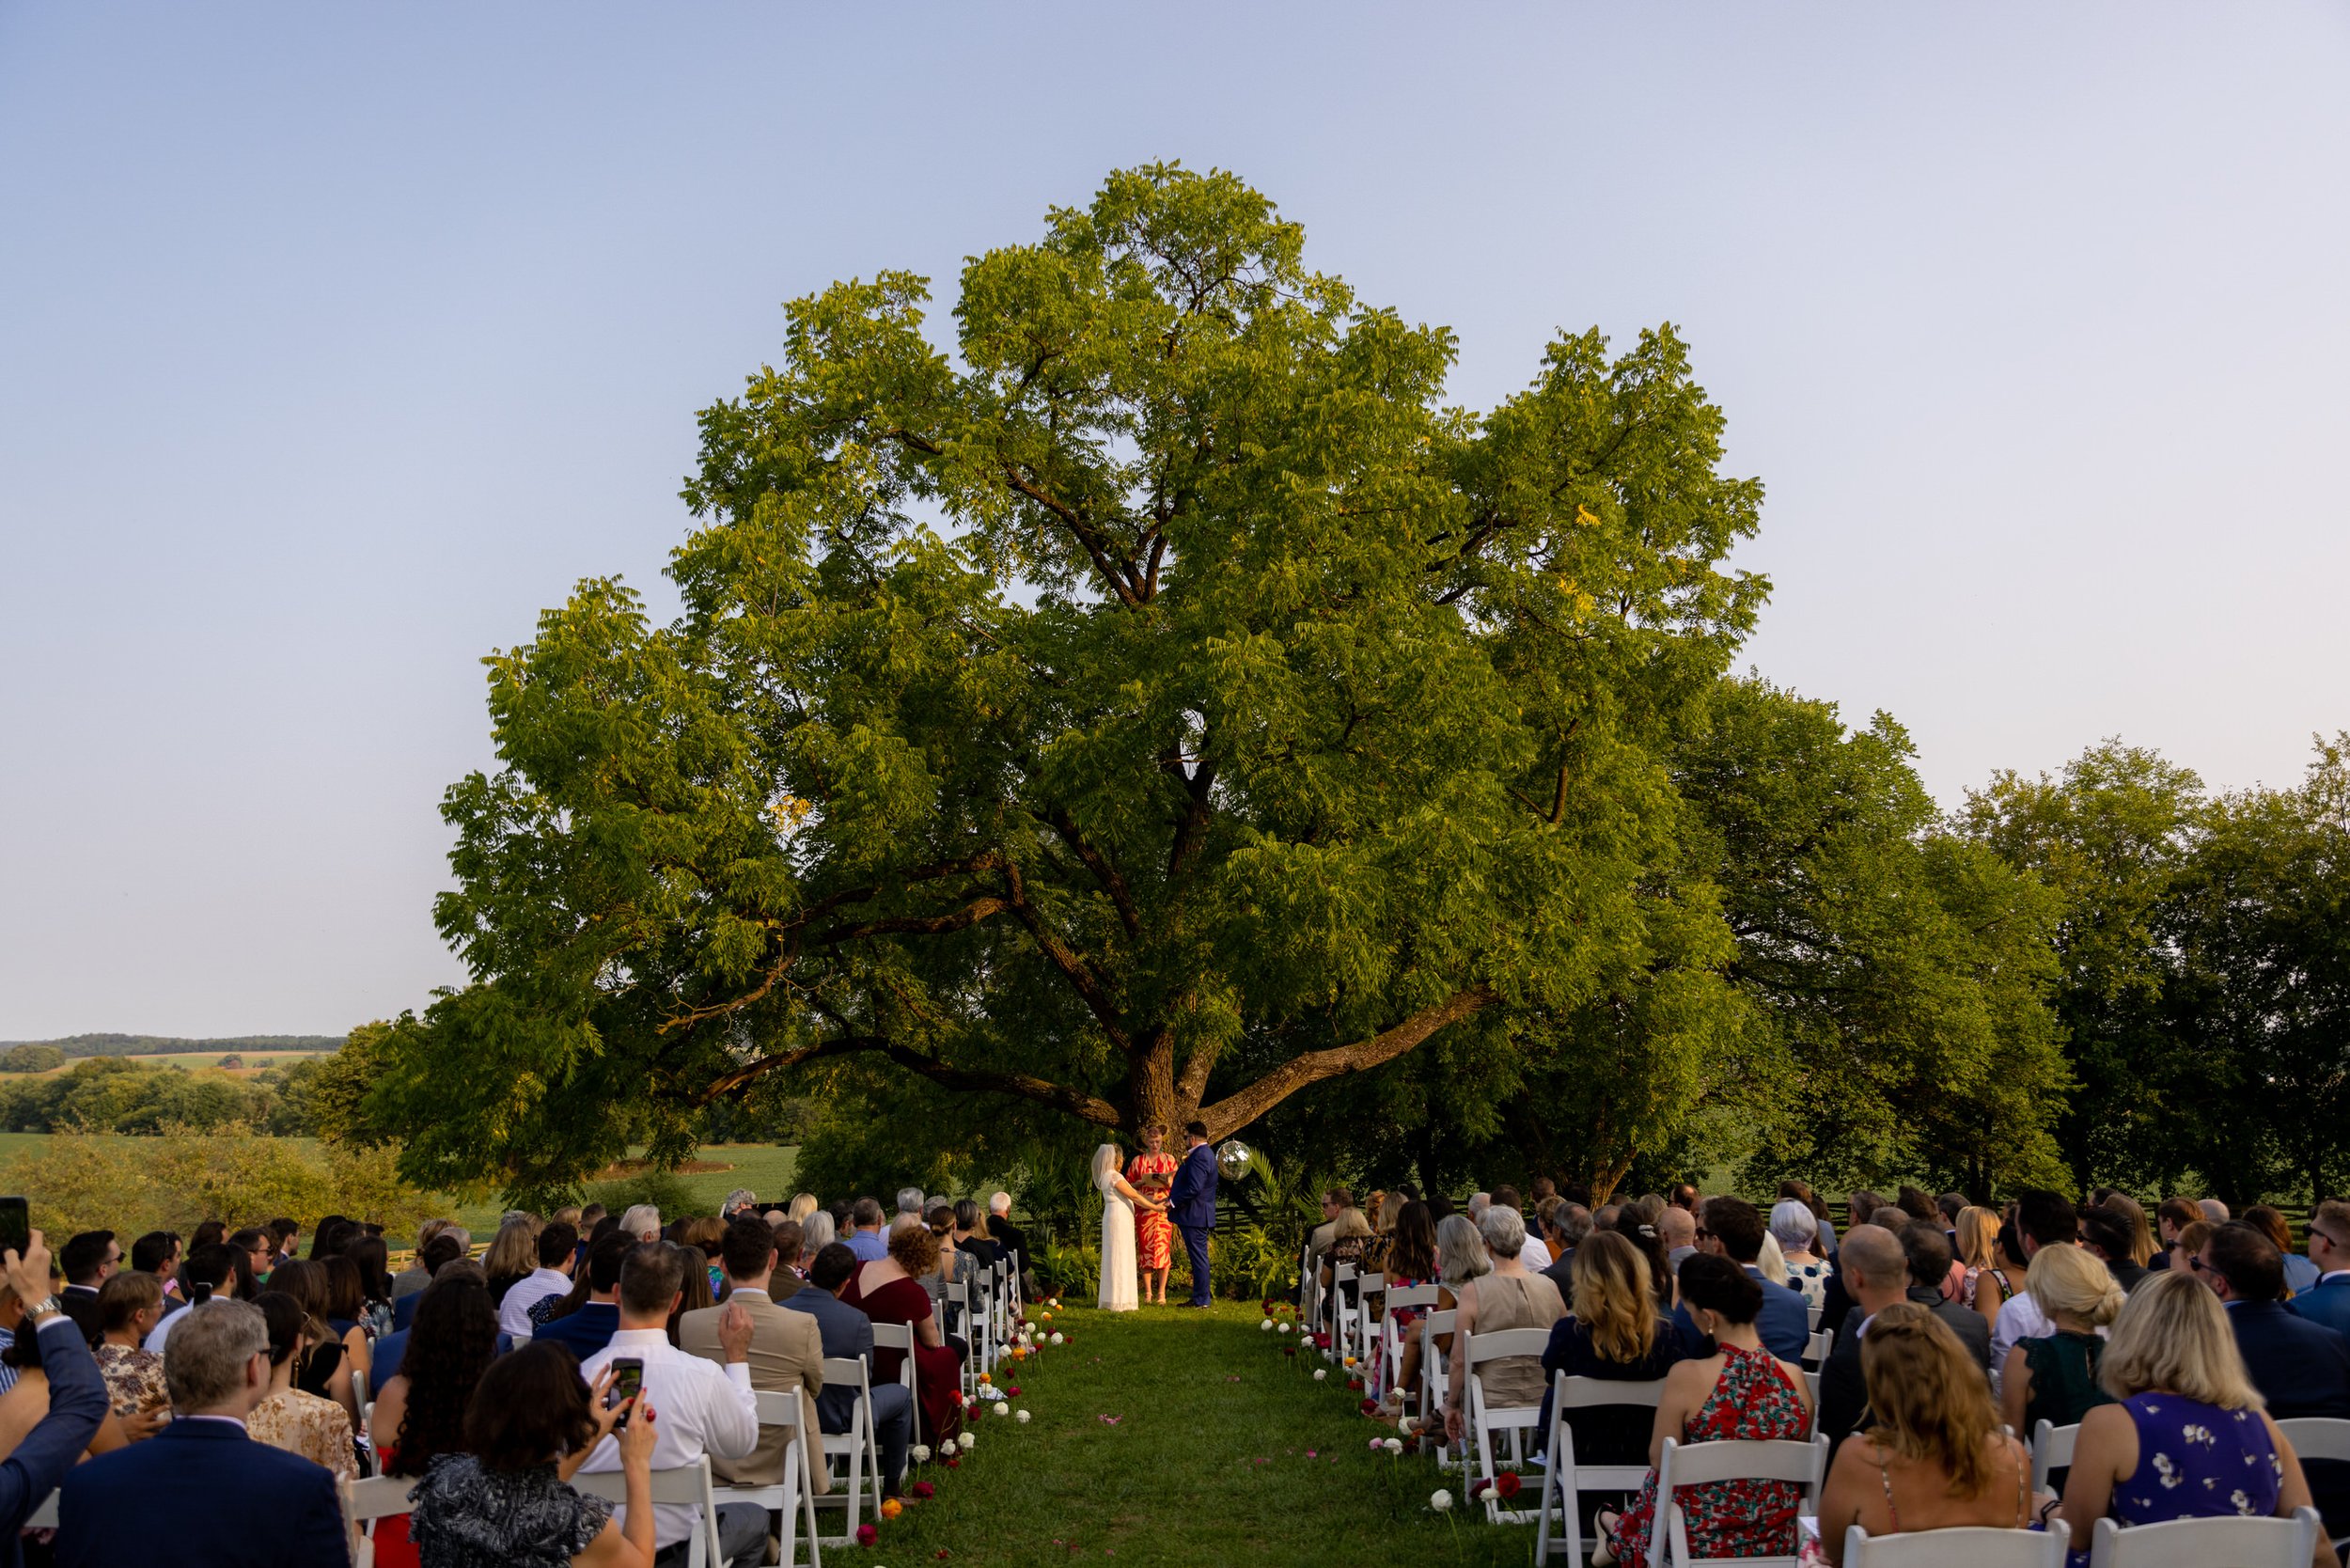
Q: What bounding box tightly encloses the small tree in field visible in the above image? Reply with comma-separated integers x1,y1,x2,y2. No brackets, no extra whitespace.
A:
377,165,1767,1196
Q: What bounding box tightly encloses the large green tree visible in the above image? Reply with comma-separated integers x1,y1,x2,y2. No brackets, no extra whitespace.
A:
375,165,1768,1196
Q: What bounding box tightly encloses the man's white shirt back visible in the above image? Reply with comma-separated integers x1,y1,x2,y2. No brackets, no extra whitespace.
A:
580,1327,758,1549
498,1266,572,1338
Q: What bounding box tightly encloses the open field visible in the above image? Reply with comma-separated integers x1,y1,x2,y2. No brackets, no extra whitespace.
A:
6,1050,333,1080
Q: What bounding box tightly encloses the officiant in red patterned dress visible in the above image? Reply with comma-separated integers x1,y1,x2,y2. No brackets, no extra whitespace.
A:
1126,1125,1180,1305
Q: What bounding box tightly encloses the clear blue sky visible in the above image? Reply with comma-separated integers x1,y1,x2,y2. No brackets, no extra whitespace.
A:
4,5,2346,1040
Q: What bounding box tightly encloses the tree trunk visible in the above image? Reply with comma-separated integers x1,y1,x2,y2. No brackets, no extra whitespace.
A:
1128,1045,1183,1136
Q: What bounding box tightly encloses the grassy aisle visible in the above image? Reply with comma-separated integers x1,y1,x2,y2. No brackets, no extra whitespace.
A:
863,1301,1535,1567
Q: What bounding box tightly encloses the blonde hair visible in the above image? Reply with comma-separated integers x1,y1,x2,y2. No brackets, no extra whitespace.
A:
1955,1206,2000,1271
2100,1270,2264,1410
1571,1231,1657,1365
788,1193,820,1223
2026,1240,2125,1329
481,1215,540,1282
1861,1302,2004,1497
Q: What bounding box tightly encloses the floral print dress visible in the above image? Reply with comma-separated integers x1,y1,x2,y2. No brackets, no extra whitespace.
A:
1607,1343,1810,1568
1126,1150,1178,1271
2110,1393,2281,1525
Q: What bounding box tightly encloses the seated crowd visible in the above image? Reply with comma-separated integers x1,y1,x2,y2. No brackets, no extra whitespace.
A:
0,1185,1034,1567
1309,1179,2350,1567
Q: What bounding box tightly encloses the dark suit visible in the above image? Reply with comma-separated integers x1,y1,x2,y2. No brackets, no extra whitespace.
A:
532,1300,620,1361
2228,1299,2350,1537
987,1217,1030,1285
1817,1315,1871,1455
2291,1274,2350,1340
1671,1263,1810,1362
1540,1246,1576,1299
0,1319,107,1563
1167,1143,1218,1306
391,1288,422,1333
56,1286,101,1347
779,1285,914,1491
1816,1268,1856,1341
59,1418,348,1566
1905,1284,1992,1372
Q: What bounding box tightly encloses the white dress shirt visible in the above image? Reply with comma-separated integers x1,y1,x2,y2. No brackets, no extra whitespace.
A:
1989,1290,2053,1396
579,1327,758,1550
498,1267,572,1338
145,1299,202,1355
1517,1235,1553,1270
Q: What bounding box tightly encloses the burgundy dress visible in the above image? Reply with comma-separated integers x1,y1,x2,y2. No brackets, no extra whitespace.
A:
846,1270,965,1446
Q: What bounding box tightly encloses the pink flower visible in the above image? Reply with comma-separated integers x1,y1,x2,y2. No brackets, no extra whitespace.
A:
856,1525,877,1546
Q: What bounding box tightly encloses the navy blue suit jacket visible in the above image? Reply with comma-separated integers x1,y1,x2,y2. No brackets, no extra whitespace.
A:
2293,1275,2350,1341
2228,1299,2350,1536
778,1286,876,1433
1167,1143,1217,1231
391,1289,421,1333
59,1419,347,1566
1670,1262,1811,1363
0,1319,107,1562
532,1300,621,1362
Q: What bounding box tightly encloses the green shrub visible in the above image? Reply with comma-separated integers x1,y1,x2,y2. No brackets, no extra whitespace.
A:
5,1123,434,1237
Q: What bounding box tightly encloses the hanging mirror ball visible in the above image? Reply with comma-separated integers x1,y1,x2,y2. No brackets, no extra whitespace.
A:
1215,1138,1253,1179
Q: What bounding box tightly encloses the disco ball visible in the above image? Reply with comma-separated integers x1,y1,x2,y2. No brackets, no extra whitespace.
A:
1216,1138,1254,1180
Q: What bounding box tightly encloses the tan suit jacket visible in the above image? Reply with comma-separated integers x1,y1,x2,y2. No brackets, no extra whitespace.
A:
678,1287,829,1492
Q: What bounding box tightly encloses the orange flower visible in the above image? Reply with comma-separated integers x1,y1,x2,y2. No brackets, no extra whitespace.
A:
881,1498,904,1520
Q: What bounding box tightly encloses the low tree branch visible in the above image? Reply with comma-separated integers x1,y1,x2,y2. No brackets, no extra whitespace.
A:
1049,808,1140,938
697,1031,1122,1126
1194,985,1496,1138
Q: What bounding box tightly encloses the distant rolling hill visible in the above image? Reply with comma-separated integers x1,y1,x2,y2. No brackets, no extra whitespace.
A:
0,1033,343,1058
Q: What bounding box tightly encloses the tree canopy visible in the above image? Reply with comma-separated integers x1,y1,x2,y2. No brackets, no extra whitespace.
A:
373,164,1773,1198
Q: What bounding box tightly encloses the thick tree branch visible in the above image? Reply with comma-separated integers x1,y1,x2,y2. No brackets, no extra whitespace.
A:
1001,860,1132,1049
1166,755,1218,881
697,1031,1122,1126
1049,808,1140,938
1194,985,1496,1138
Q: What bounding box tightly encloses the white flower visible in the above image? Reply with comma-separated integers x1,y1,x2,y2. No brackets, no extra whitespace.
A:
911,1444,932,1462
1384,1437,1404,1454
1277,1323,1292,1334
1050,1332,1064,1344
1430,1489,1453,1513
1261,1318,1275,1331
992,1402,1010,1417
959,1433,977,1451
1015,1409,1032,1423
1312,1369,1327,1381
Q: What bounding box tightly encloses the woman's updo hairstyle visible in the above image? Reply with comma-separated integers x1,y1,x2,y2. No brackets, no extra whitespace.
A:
1676,1252,1764,1324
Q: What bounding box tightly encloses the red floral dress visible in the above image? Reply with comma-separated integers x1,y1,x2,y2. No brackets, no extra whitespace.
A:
1127,1151,1178,1270
1606,1343,1810,1568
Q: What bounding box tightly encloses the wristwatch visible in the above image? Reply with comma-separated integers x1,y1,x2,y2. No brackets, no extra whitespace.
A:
21,1296,64,1325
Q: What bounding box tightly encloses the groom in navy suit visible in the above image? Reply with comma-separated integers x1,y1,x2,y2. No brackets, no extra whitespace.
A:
1167,1120,1219,1308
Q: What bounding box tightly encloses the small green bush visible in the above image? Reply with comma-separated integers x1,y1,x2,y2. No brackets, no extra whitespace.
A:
6,1123,433,1237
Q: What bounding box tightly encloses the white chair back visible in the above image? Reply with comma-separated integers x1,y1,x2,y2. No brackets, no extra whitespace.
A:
1462,1325,1554,1512
1533,1372,1668,1562
1654,1435,1828,1567
812,1355,884,1547
2086,1506,2320,1568
575,1455,724,1568
2276,1415,2350,1462
1420,1306,1459,1466
24,1492,56,1530
1845,1521,2068,1566
2029,1419,2078,1497
1802,1327,1833,1368
869,1319,918,1398
340,1475,418,1568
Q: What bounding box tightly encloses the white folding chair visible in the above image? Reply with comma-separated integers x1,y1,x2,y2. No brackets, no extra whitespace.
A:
942,1278,974,1398
810,1356,885,1546
1534,1372,1667,1562
712,1388,823,1568
340,1475,418,1568
1808,1301,1824,1332
1653,1434,1829,1567
2029,1419,2078,1497
576,1455,725,1568
1845,1521,2068,1566
869,1320,919,1435
1420,1307,1461,1470
2276,1418,2350,1554
1300,1244,1319,1334
1802,1328,1833,1369
1462,1325,1555,1519
2087,1506,2320,1568
1330,1262,1360,1359
1380,1285,1441,1403
1355,1273,1387,1378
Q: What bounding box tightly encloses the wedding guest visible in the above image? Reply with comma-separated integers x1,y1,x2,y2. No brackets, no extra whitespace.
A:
372,1272,503,1568
948,1202,998,1276
666,1245,714,1343
263,1259,365,1422
764,1219,807,1297
2295,1200,2350,1339
2056,1271,2332,1568
246,1293,356,1482
482,1215,541,1307
1535,1231,1685,1463
1657,1207,1697,1274
1604,1207,1675,1317
2246,1206,2318,1295
619,1205,662,1245
680,1218,727,1295
1673,1198,1809,1362
128,1232,180,1307
1817,1225,1909,1450
536,1232,632,1360
1998,1240,2123,1441
798,1211,836,1265
1495,1184,1551,1269
394,1233,467,1331
1813,1304,2031,1562
845,1199,890,1262
1439,1207,1564,1445
1378,1200,1443,1414
346,1234,397,1337
782,1243,915,1497
2101,1194,2159,1274
2154,1197,2199,1265
90,1272,167,1425
56,1231,118,1343
986,1193,1031,1287
140,1243,239,1356
678,1216,828,1500
843,1224,965,1446
1899,1223,1990,1371
1988,1190,2079,1374
406,1342,657,1568
1953,1205,2000,1308
0,1231,107,1545
1541,1201,1593,1296
787,1193,821,1226
1595,1255,1815,1568
2166,1218,2214,1276
1768,1200,1831,1308
501,1220,579,1337
2079,1207,2150,1294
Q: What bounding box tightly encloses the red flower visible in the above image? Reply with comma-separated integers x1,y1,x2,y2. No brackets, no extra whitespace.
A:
911,1482,935,1499
1346,1376,1362,1390
946,1456,962,1468
1281,1345,1297,1357
1358,1398,1380,1415
1496,1471,1522,1498
856,1525,878,1546
1006,1386,1023,1398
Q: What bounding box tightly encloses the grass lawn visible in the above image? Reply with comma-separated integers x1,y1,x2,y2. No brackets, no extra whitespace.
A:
870,1301,1533,1567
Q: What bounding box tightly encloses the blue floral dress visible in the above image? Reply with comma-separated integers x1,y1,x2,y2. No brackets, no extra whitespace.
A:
2111,1393,2282,1525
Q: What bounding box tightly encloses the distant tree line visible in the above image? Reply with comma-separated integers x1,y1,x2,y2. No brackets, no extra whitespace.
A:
0,1033,342,1059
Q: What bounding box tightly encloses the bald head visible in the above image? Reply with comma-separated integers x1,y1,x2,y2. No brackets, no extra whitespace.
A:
1840,1224,1908,1313
1658,1207,1696,1248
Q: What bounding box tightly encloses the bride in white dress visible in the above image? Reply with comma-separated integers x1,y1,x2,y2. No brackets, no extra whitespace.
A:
1092,1142,1166,1311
